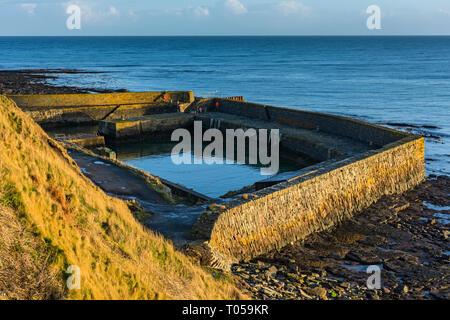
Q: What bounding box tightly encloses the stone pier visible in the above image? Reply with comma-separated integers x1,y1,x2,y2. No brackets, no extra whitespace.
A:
7,91,194,127
9,92,425,269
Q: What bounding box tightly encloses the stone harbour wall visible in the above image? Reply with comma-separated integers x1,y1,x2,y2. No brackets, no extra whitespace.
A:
213,98,408,147
7,91,194,127
99,113,195,140
191,135,425,264
7,91,194,108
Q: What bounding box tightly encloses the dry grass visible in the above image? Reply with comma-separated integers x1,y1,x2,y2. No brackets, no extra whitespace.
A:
0,205,65,299
0,95,245,300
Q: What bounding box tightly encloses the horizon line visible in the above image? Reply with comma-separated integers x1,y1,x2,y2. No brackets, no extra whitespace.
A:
1,34,450,37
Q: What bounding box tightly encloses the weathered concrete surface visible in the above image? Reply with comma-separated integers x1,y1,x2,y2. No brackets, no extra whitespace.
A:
195,112,370,161
7,91,194,126
68,150,167,204
60,141,211,204
68,135,105,148
98,113,195,140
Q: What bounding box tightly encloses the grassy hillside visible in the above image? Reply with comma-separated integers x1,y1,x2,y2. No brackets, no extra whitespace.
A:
0,95,243,300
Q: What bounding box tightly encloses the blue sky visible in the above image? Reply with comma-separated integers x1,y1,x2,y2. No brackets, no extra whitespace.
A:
1,0,450,35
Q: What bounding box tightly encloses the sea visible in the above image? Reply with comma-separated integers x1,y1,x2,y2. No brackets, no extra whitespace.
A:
1,36,449,177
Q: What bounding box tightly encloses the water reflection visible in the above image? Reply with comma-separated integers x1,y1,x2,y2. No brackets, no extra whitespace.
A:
109,140,304,198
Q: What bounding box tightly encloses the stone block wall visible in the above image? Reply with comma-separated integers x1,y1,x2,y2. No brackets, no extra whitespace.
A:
7,91,194,108
214,99,269,120
99,113,195,140
213,99,408,147
7,91,194,126
191,135,425,264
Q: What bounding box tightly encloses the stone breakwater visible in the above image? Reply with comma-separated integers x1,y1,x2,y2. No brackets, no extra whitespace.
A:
7,91,194,127
187,99,425,269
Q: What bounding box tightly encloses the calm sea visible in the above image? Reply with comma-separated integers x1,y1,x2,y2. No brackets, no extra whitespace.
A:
1,36,449,175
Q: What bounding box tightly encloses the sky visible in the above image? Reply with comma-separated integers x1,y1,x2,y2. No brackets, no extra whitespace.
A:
1,0,450,36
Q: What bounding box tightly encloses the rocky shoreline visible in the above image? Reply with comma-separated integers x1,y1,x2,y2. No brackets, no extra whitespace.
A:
0,69,126,95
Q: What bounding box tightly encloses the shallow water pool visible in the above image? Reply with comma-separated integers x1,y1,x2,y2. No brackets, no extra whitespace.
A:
110,140,304,198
